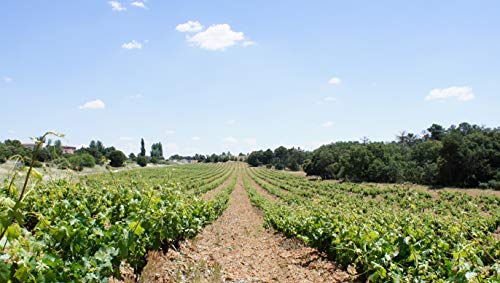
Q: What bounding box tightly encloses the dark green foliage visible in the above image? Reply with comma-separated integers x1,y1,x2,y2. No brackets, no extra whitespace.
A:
0,140,31,162
136,155,148,167
150,157,158,164
304,123,500,189
150,142,163,159
247,147,309,171
140,138,146,157
32,161,43,168
108,150,126,167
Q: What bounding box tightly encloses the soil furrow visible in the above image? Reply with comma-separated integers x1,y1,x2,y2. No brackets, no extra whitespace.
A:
139,170,349,282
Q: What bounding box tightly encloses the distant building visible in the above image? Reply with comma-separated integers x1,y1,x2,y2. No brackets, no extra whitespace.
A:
62,146,77,154
22,143,37,150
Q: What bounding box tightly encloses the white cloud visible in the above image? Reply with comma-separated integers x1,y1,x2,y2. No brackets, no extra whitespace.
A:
176,21,204,33
3,76,12,83
186,24,246,51
191,136,201,141
109,1,126,11
79,99,106,110
242,40,256,47
324,96,336,102
223,136,238,144
119,137,135,141
322,121,333,128
131,1,146,8
425,86,475,102
122,40,142,50
328,77,341,85
165,130,175,135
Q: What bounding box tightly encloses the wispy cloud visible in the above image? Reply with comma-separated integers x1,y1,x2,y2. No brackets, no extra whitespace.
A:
122,40,142,50
109,1,126,11
2,76,12,83
131,1,147,9
79,99,106,110
322,121,333,128
176,21,204,33
328,77,341,85
425,86,475,102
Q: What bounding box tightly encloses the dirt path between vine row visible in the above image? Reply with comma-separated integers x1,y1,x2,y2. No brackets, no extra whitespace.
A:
138,172,350,282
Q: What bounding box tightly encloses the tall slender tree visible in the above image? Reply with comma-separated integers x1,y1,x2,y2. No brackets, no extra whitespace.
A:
140,138,146,157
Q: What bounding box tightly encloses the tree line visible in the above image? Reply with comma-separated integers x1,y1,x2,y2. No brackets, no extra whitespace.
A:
246,147,310,171
0,139,128,170
246,122,500,189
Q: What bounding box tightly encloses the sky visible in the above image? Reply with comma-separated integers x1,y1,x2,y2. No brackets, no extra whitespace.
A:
1,0,499,156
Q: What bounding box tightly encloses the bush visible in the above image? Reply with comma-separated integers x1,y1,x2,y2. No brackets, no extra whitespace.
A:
150,157,158,164
32,161,43,168
55,158,71,170
108,150,127,167
80,153,96,168
136,156,148,167
67,155,83,171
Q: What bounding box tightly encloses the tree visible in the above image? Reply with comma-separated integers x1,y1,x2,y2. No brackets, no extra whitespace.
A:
54,140,63,156
140,138,146,157
129,153,136,161
427,124,446,141
108,150,126,167
151,142,163,159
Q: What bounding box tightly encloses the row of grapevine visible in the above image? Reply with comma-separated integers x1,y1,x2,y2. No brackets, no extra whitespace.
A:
243,167,500,282
0,163,238,282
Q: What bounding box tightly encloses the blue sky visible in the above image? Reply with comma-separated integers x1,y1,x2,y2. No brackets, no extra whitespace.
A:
1,0,499,156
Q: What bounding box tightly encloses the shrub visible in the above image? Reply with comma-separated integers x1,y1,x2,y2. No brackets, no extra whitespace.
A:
55,158,71,170
67,155,83,171
32,161,43,168
108,150,127,167
136,156,148,167
80,153,96,168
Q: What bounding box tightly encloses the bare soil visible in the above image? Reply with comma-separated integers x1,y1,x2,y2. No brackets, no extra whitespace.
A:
138,173,350,283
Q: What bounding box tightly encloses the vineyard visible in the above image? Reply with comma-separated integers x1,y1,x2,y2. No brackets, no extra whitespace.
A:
244,168,500,282
0,162,499,282
0,163,238,282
